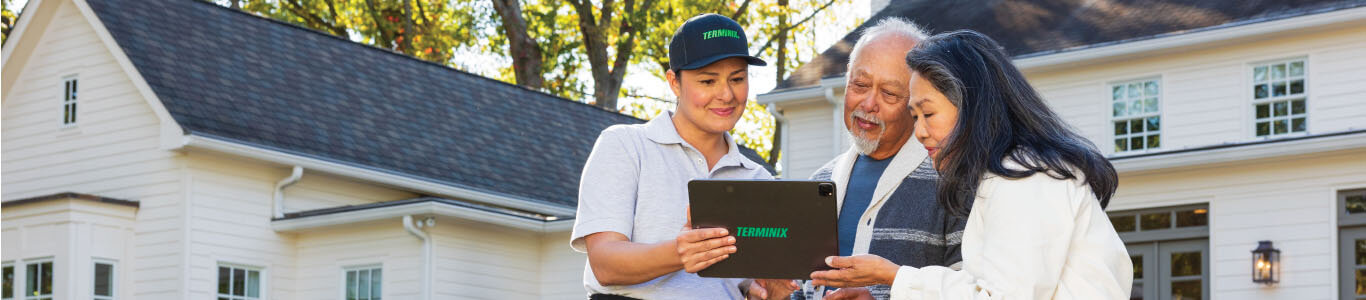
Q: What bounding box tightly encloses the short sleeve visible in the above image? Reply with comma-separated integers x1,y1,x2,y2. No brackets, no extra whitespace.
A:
569,126,644,252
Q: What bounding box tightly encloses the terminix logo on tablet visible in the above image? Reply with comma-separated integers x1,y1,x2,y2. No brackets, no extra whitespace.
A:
736,227,788,238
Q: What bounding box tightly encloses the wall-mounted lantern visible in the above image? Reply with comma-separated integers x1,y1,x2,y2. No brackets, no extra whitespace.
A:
1252,240,1280,285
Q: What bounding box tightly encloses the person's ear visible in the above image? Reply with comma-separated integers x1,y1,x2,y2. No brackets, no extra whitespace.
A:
667,69,683,99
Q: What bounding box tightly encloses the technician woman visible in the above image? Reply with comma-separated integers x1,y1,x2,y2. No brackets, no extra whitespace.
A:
570,14,798,300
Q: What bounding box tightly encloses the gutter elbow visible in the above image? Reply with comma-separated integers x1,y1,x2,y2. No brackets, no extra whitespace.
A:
272,166,303,219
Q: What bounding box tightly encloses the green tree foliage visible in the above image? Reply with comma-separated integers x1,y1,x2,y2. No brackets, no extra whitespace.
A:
2,0,18,45
231,0,486,64
213,0,856,173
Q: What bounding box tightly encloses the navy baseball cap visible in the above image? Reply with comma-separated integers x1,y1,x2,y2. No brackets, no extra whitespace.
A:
669,14,767,71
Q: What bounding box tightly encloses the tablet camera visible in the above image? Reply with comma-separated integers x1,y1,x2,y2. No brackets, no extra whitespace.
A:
818,183,834,197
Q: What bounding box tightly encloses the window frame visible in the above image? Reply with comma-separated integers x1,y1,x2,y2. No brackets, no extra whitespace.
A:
1248,57,1309,138
216,262,265,300
21,258,53,300
341,264,382,300
92,258,117,300
1107,77,1164,155
1108,204,1209,244
60,75,79,127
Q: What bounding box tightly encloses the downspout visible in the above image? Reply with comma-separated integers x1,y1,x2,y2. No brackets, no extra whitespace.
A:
272,166,303,219
403,215,434,300
824,86,845,157
766,105,790,177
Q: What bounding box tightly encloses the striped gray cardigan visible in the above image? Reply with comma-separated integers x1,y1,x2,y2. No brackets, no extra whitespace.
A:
795,157,965,300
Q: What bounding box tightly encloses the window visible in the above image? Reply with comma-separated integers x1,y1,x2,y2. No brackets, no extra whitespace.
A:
62,77,78,126
1251,59,1306,137
1109,206,1208,235
23,259,52,300
1109,205,1209,300
3,261,13,300
344,266,381,300
217,264,261,300
1338,189,1366,299
94,260,115,300
1111,79,1161,153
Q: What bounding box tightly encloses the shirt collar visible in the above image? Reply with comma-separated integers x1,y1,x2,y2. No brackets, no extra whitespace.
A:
645,111,759,171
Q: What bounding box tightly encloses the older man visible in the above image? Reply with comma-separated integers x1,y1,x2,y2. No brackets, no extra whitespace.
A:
796,18,963,300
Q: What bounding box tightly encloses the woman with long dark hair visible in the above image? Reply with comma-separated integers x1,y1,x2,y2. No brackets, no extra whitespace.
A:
809,30,1132,299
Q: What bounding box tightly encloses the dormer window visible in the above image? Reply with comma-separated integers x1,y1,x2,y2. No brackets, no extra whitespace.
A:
62,76,78,126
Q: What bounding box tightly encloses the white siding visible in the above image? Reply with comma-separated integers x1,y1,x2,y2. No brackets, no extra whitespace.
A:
183,152,421,299
428,217,543,299
1028,25,1366,155
283,171,420,212
1110,148,1366,299
292,219,423,299
0,0,185,298
539,231,588,299
782,100,840,179
185,153,298,299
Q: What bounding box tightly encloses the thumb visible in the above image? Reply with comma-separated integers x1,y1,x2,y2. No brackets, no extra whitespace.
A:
826,256,854,268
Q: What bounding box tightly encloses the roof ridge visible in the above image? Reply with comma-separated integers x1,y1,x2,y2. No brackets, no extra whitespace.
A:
182,0,644,121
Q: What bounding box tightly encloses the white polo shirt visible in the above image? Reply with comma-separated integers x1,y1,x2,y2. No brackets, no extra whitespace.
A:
571,112,773,300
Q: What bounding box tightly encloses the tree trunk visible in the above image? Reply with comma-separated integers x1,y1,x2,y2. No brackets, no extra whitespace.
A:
767,0,788,167
775,0,789,86
364,0,395,49
491,0,545,90
399,0,415,53
768,114,783,166
568,0,652,111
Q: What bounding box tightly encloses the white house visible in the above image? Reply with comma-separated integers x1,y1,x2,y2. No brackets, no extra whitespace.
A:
0,0,757,298
761,1,1366,299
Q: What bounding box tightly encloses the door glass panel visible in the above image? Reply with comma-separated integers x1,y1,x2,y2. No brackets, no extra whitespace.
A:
1172,280,1202,300
1130,255,1143,300
1171,251,1202,277
1132,256,1143,279
1357,240,1366,265
1357,269,1366,295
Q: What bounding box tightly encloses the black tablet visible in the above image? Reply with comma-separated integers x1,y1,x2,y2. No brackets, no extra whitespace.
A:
687,179,839,279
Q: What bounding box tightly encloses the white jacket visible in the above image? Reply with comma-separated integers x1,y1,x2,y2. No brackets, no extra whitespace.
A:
888,160,1133,300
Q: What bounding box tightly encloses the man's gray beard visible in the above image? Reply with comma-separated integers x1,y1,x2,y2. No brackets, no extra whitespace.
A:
847,110,885,156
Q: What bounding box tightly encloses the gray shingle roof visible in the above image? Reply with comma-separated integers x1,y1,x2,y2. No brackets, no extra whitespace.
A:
774,0,1366,90
83,0,781,212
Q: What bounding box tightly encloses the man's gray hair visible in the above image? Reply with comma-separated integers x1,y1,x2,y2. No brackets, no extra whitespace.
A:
847,17,928,68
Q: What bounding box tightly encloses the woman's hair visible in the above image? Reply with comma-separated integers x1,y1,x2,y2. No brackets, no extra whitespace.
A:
905,30,1118,217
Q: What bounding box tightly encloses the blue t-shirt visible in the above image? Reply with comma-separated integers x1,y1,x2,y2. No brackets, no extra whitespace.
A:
838,154,894,256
